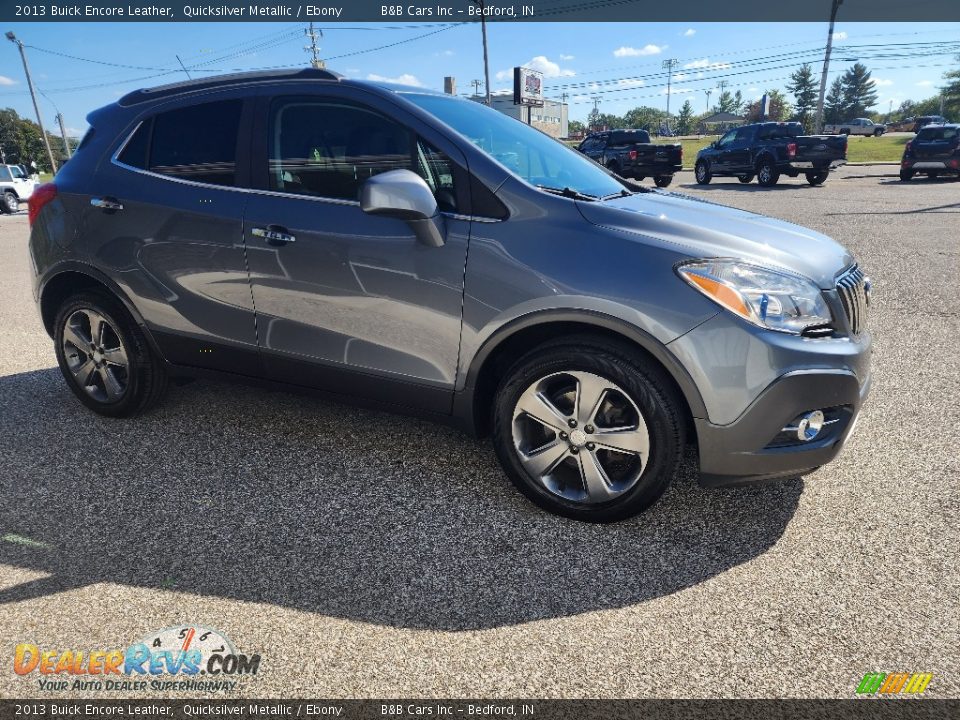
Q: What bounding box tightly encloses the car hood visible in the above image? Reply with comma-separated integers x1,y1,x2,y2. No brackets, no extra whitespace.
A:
577,190,853,288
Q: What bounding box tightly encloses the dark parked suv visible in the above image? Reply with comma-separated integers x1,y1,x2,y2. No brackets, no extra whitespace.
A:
29,69,873,522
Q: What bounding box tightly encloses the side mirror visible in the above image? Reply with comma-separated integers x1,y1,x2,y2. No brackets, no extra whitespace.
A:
360,169,444,247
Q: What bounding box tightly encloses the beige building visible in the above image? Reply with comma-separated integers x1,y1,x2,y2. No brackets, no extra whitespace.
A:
468,93,570,138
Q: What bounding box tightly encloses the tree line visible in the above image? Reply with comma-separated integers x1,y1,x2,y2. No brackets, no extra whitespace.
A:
0,108,76,172
572,55,959,136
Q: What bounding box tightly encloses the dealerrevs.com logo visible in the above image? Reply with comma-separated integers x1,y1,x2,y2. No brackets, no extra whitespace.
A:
13,626,261,693
856,672,933,697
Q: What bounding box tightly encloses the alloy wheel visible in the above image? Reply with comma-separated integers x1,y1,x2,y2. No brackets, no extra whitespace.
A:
511,370,650,504
61,308,130,403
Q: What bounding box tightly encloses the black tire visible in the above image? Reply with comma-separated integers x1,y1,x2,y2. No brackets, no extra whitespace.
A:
756,156,780,187
694,160,712,184
899,169,914,182
805,171,829,186
606,160,621,176
873,129,883,137
492,336,684,523
53,291,167,417
1,191,17,214
737,174,755,184
653,175,673,188
928,171,940,180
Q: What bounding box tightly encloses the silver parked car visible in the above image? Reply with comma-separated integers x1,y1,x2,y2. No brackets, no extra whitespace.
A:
29,69,872,522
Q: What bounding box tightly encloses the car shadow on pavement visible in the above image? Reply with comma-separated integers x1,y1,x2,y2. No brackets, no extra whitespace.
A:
676,182,824,192
0,368,803,631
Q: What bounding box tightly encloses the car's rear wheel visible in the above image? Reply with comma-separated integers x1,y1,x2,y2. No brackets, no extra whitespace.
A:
756,157,780,187
653,175,672,188
899,169,914,181
54,292,167,417
737,174,754,184
805,171,829,186
694,160,712,184
492,338,683,522
873,129,883,137
1,191,17,214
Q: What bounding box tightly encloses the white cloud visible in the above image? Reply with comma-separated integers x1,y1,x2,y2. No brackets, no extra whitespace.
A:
673,73,688,80
434,50,455,57
613,44,665,58
917,80,934,87
0,75,16,86
683,58,732,71
683,29,696,37
871,78,894,87
663,87,695,95
748,87,759,92
617,78,646,89
367,73,424,87
495,55,575,81
560,53,575,60
832,31,848,41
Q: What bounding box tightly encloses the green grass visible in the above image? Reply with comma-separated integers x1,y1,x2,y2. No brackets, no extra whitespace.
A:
567,133,910,168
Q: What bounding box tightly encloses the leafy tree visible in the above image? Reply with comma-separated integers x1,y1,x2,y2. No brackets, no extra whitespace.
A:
824,78,846,124
0,107,71,170
623,106,665,131
942,54,960,119
840,63,879,118
787,63,818,131
743,90,792,123
675,100,695,135
714,91,740,114
567,119,586,136
732,90,744,114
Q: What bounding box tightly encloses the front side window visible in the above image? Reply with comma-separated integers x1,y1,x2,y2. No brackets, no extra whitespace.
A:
718,130,737,148
9,165,26,179
117,100,242,187
268,98,459,211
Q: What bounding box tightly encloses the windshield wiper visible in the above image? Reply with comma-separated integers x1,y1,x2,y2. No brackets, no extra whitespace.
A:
600,188,646,200
536,184,599,201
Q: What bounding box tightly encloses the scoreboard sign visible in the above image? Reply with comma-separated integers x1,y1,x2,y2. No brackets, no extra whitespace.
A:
513,66,545,107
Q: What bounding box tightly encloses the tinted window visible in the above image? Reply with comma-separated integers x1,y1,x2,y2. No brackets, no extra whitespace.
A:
404,93,625,199
611,130,650,144
148,100,242,186
717,130,737,147
917,126,958,141
117,119,151,169
0,166,11,182
269,99,459,210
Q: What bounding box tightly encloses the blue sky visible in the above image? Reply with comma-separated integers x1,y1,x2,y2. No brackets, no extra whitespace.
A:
2,21,958,135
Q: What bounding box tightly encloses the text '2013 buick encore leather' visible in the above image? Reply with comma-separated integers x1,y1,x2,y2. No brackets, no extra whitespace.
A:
29,69,871,522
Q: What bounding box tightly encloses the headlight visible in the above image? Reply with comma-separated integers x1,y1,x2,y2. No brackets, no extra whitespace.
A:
677,259,832,335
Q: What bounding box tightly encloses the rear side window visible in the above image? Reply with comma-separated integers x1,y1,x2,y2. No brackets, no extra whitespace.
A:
117,100,242,186
0,166,11,181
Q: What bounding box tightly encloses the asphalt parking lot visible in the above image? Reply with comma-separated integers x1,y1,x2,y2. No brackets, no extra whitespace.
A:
0,166,957,699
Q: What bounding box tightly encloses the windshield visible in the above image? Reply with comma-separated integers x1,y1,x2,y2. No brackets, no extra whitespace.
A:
403,93,626,199
9,165,26,179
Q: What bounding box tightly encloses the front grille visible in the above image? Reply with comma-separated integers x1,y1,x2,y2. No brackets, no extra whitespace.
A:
836,265,869,335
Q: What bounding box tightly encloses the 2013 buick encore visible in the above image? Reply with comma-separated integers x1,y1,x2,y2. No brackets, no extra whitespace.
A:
29,69,872,522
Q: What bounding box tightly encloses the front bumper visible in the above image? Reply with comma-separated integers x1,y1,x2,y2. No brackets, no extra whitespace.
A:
696,368,871,487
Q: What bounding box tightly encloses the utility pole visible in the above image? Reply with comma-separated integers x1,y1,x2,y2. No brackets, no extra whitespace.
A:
471,1,492,105
590,95,601,129
5,31,57,174
715,79,729,110
940,90,945,115
705,88,712,112
815,0,844,134
39,88,72,159
662,58,680,125
471,78,483,96
305,23,324,69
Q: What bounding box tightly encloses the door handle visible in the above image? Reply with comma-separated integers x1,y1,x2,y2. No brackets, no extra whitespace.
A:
90,197,124,211
251,226,296,246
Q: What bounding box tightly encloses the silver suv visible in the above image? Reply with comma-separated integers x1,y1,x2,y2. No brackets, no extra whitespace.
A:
29,69,872,522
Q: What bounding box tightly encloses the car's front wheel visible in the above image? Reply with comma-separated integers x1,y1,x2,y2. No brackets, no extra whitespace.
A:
806,171,829,186
694,160,712,184
653,175,672,188
492,338,683,522
737,174,755,184
1,191,18,214
54,292,167,417
899,169,914,181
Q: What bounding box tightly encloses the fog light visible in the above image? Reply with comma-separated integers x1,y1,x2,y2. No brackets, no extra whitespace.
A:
796,410,825,442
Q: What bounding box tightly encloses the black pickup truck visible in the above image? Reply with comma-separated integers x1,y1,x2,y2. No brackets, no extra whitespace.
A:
899,123,960,180
577,129,683,187
694,122,847,187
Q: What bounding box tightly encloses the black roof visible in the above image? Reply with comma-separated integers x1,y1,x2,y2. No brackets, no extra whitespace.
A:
118,68,343,107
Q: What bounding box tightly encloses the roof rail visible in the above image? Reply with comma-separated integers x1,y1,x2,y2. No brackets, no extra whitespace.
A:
118,67,342,107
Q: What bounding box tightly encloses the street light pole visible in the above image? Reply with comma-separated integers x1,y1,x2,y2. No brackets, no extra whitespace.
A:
662,58,679,128
814,0,844,134
39,88,72,159
5,31,57,174
472,1,492,106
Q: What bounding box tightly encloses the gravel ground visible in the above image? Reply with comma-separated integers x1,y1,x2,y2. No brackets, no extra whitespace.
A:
0,166,957,699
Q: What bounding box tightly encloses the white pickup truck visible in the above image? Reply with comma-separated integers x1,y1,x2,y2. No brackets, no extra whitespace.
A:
0,164,37,213
823,118,887,136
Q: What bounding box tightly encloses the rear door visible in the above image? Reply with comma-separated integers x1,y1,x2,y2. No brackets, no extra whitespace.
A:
85,94,260,375
724,127,754,172
242,87,471,413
